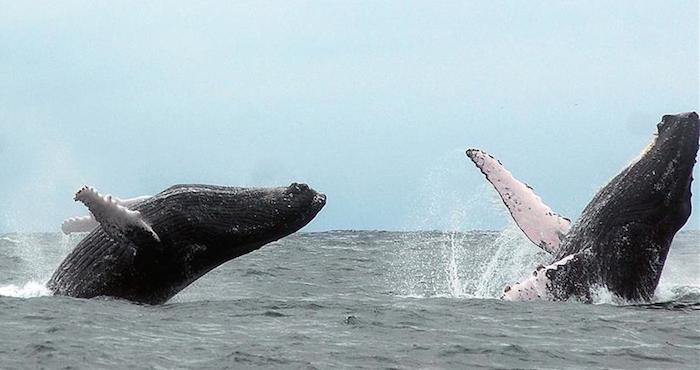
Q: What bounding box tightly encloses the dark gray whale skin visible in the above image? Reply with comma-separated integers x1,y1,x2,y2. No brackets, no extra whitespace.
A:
547,112,699,302
48,183,326,304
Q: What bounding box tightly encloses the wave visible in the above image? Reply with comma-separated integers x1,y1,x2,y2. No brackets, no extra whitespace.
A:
0,236,22,244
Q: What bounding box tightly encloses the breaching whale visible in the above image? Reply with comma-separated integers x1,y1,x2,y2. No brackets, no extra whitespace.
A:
49,183,326,304
467,112,698,303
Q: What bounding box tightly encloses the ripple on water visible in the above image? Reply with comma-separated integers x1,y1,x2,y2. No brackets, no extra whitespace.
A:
0,231,698,369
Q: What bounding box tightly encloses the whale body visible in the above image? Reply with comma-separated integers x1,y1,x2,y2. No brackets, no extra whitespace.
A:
48,183,326,304
467,112,699,302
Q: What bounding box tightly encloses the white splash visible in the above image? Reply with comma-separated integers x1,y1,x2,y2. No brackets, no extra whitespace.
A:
389,148,552,299
0,281,52,298
445,232,465,297
0,232,78,300
472,222,547,298
590,285,619,305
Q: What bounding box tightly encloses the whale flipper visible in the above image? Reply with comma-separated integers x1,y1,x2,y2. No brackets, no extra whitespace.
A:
61,215,99,235
466,149,571,254
74,186,160,248
62,195,152,234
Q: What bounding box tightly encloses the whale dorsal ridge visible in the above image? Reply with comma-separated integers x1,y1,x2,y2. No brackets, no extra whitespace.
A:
73,186,160,247
466,149,571,254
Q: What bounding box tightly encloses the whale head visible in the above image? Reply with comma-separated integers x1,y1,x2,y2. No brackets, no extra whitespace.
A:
626,112,699,234
160,182,328,247
138,183,327,300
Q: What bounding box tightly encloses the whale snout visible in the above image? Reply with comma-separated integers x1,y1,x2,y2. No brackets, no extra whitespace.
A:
313,192,327,206
284,182,326,215
287,182,324,199
311,192,327,214
649,112,699,167
657,111,699,136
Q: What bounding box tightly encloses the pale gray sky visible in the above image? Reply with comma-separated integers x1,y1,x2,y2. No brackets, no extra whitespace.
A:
0,1,698,232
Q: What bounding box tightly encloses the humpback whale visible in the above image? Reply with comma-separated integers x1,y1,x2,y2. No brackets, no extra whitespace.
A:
467,112,698,303
49,183,326,304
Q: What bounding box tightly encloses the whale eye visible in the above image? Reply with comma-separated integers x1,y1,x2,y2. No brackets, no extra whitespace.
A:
504,285,511,292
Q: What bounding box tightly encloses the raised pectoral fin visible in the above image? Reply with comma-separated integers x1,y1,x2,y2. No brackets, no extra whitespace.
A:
73,186,160,247
466,149,571,254
62,194,152,235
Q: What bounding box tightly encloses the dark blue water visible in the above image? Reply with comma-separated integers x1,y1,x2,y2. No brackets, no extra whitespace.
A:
1,229,698,369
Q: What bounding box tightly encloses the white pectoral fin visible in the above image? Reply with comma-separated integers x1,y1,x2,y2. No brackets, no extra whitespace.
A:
73,186,160,246
62,194,152,235
61,215,99,234
466,149,571,254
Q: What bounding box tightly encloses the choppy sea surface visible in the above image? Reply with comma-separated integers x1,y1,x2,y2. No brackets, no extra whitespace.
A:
0,228,698,369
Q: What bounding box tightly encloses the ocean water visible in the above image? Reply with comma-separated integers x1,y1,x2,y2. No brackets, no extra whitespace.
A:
0,229,698,369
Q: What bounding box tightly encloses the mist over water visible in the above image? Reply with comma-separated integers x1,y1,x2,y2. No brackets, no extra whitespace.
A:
0,234,70,299
405,148,509,231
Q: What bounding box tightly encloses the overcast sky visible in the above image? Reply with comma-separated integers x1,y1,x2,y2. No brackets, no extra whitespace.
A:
0,1,698,233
